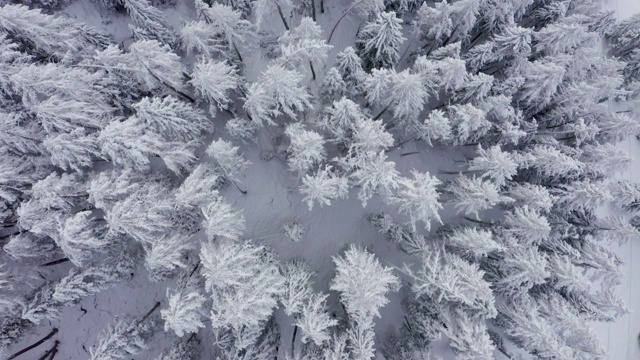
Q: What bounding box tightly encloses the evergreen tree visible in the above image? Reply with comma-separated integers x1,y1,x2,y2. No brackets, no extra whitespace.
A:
357,12,406,69
390,170,443,231
299,166,349,210
285,123,326,175
124,0,176,46
279,17,332,79
161,289,206,337
189,58,239,114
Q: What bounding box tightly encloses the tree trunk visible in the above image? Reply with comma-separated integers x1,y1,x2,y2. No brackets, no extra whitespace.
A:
138,301,161,325
276,4,290,30
8,328,58,360
37,341,59,360
41,258,70,267
232,180,247,194
320,0,324,13
373,103,391,120
232,42,243,63
309,60,316,80
291,325,298,356
311,0,316,21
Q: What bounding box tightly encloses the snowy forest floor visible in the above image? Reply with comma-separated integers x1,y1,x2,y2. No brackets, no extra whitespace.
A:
4,0,640,359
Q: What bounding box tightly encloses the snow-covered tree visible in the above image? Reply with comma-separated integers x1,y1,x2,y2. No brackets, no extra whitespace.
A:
161,289,206,337
58,211,110,266
518,60,565,108
492,243,550,298
331,245,399,323
445,175,512,219
296,292,338,346
53,259,134,304
609,180,640,212
189,58,239,113
128,40,187,94
144,232,196,279
413,1,453,48
447,103,490,146
522,145,583,181
321,97,364,142
133,96,209,141
390,170,443,231
279,17,332,79
44,129,101,173
535,23,596,56
124,0,175,46
174,163,221,208
357,11,406,69
444,226,504,260
555,180,611,213
280,259,314,316
252,0,294,30
503,206,551,245
347,321,376,360
157,336,199,360
201,198,245,241
90,314,157,360
390,70,428,128
285,123,326,175
299,166,349,210
335,46,367,97
418,109,452,146
179,21,225,58
442,310,495,360
99,116,198,175
320,67,347,103
505,183,555,213
347,151,399,206
581,143,631,176
206,139,250,186
200,239,285,331
244,64,312,125
467,144,518,187
195,1,255,61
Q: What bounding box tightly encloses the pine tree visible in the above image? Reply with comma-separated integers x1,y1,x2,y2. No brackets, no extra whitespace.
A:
161,289,206,337
300,166,349,210
357,12,406,69
321,97,364,142
189,58,239,113
444,226,504,260
58,211,110,266
133,96,209,141
330,245,399,323
522,145,583,181
53,258,134,304
201,198,245,241
609,180,640,212
195,1,255,61
90,313,158,360
285,123,326,175
445,175,512,219
346,150,399,207
413,1,453,48
128,40,187,95
174,163,221,208
279,17,333,79
320,68,347,103
503,206,551,245
390,170,443,231
280,259,314,316
296,292,338,346
534,22,596,56
518,60,565,108
442,309,494,360
179,21,225,58
124,0,176,46
44,129,102,173
335,47,367,97
200,239,285,331
206,139,251,188
467,144,518,187
446,103,490,146
144,233,196,279
157,336,199,360
418,109,452,146
491,243,550,297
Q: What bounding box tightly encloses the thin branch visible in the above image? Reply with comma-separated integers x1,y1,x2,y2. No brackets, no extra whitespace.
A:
41,258,70,267
8,328,58,360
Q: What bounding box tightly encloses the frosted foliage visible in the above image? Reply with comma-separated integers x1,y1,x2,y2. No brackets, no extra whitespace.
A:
189,58,239,111
285,123,326,175
364,68,393,106
494,25,532,59
244,64,311,125
556,180,611,212
280,259,314,316
322,97,363,141
436,58,467,93
201,198,245,240
581,143,631,176
124,0,175,46
391,170,443,231
53,261,133,304
413,1,453,44
335,46,366,97
206,139,250,182
320,67,347,103
44,129,101,172
252,0,293,29
419,109,451,145
349,151,399,206
58,211,109,266
447,104,490,146
347,323,376,360
443,310,494,360
180,21,224,57
446,227,504,259
330,245,399,322
300,166,348,210
468,145,518,187
144,233,195,275
523,145,583,180
279,17,332,70
495,244,550,297
506,183,555,213
446,175,511,219
99,116,198,175
133,96,208,141
200,239,285,330
350,118,394,156
408,246,496,318
357,12,406,69
548,254,590,294
596,216,640,245
535,23,596,56
503,206,551,245
128,40,186,92
161,289,206,337
175,163,220,208
519,60,565,107
90,317,156,360
296,293,338,346
391,70,427,127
